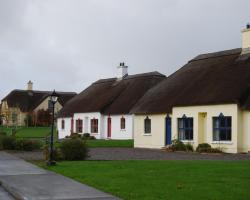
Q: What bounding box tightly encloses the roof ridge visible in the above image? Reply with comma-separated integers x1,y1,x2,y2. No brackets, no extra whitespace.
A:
189,48,241,63
93,71,165,85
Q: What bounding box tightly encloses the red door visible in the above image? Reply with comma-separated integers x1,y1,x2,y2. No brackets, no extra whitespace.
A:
107,117,111,138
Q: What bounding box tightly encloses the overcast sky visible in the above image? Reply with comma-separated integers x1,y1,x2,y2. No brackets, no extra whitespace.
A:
0,0,249,99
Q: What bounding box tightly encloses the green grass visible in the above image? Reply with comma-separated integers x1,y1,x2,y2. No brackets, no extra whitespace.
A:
0,126,53,138
86,139,133,148
15,127,51,138
37,160,250,200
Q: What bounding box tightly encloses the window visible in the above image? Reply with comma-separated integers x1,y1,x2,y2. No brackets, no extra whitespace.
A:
61,119,65,130
178,116,193,140
213,114,231,141
144,116,151,134
75,119,83,133
91,118,98,133
120,117,126,129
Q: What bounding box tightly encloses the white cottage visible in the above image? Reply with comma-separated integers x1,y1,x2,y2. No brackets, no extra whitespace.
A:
57,63,165,139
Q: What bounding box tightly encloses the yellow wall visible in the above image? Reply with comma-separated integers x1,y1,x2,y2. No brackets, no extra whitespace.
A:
134,114,167,149
239,110,250,152
34,97,62,113
134,104,250,153
172,104,239,153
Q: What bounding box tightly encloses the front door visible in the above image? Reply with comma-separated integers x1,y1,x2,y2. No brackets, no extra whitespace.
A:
165,116,172,145
107,117,111,138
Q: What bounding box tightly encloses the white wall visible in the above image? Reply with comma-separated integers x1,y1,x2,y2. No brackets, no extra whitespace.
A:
57,113,134,140
57,117,72,139
103,114,133,139
74,112,102,139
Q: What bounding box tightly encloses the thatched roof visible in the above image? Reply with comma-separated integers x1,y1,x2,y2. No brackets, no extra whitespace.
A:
131,48,250,114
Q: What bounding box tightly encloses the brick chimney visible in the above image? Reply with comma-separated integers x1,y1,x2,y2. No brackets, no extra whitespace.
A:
241,23,250,55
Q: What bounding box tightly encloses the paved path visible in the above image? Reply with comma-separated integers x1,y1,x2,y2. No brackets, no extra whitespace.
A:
0,187,14,200
88,148,250,161
0,152,120,200
8,148,250,161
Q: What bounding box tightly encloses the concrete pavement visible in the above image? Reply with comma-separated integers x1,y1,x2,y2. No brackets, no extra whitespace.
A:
0,151,120,200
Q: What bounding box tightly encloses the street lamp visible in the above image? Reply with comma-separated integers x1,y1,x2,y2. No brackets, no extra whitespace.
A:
47,90,59,166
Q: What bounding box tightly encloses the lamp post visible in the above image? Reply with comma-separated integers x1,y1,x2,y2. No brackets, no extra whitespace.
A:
47,90,59,166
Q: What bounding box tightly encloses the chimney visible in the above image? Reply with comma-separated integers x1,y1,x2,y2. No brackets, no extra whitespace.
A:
27,80,33,91
241,23,250,55
117,62,128,80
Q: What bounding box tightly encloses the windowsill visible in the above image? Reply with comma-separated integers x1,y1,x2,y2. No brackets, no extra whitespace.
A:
180,140,194,143
91,133,99,135
211,141,233,145
143,134,152,136
120,129,126,131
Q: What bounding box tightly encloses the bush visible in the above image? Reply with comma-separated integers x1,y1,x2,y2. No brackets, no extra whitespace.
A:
15,139,42,151
1,136,16,150
167,139,193,152
60,138,88,160
196,143,211,153
0,132,7,136
185,143,194,152
43,144,63,161
82,133,96,140
83,133,90,138
70,133,81,139
196,143,222,153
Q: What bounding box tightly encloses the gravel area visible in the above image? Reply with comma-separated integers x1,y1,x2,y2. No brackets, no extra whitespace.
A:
5,148,250,161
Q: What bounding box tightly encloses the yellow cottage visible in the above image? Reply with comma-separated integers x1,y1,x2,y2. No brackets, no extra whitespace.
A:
131,25,250,153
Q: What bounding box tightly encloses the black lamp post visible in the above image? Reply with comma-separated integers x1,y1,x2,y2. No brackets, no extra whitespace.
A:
47,90,59,166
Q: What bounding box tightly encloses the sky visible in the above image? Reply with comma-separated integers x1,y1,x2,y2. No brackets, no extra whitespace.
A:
0,0,249,99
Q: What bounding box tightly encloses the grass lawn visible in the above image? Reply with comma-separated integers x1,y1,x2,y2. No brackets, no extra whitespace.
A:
38,160,250,200
15,127,51,138
86,139,133,148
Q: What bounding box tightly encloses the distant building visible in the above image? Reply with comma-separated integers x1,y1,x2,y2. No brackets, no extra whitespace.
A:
0,81,76,126
132,25,250,153
57,63,165,139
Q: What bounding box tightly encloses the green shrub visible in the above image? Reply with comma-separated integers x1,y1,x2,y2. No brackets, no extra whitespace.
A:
196,143,222,153
196,143,211,152
43,144,63,161
83,133,90,138
170,139,187,151
0,132,7,136
2,136,16,150
60,138,88,160
15,139,42,151
185,143,194,152
167,140,193,152
69,133,81,139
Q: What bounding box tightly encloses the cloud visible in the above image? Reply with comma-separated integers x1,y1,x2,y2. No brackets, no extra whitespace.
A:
0,0,249,99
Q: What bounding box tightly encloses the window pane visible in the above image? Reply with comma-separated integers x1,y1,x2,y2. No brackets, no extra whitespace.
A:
213,118,220,128
144,118,151,133
178,119,184,128
213,129,220,141
179,129,185,140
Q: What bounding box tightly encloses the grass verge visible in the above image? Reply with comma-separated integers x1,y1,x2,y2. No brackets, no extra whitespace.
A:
36,160,250,200
86,139,133,148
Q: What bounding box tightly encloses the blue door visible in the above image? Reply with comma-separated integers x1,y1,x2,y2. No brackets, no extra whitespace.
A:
165,117,172,145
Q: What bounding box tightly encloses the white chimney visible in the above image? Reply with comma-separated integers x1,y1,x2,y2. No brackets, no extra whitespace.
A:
117,62,128,80
27,80,33,91
241,23,250,54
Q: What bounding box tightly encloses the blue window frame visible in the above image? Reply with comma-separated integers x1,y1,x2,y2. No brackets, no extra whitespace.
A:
213,114,231,141
178,115,193,140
